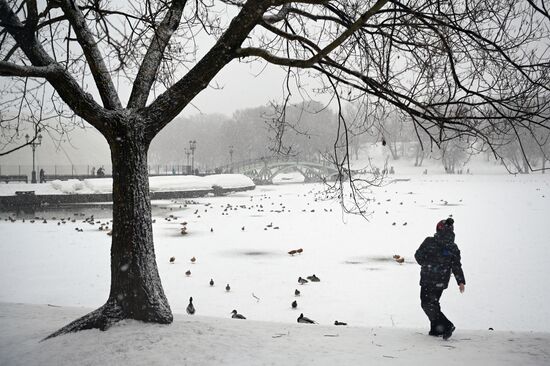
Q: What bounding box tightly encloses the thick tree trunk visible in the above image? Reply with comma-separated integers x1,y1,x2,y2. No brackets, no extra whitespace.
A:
108,136,172,322
45,128,172,340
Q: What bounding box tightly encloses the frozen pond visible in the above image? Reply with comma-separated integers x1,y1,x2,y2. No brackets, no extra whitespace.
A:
1,174,550,332
0,201,194,220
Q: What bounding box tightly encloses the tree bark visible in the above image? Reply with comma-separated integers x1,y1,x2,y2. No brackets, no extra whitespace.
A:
108,131,172,322
45,123,171,340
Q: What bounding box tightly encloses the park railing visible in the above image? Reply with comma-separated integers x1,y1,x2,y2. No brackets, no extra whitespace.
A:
0,164,200,182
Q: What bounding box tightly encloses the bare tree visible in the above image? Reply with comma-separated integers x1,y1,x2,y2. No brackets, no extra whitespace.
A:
1,0,549,338
342,102,376,161
439,138,471,173
378,108,407,160
497,126,550,173
412,126,432,167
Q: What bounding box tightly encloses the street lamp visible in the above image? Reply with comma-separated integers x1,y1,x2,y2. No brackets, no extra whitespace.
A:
25,132,43,183
189,140,197,174
184,148,191,174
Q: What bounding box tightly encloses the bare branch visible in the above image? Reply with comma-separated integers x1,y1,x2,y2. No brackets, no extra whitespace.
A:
58,0,122,110
263,3,291,24
25,0,39,29
0,61,62,77
0,0,109,132
143,0,276,135
235,46,313,67
0,122,42,156
238,0,390,68
527,0,550,21
127,0,188,109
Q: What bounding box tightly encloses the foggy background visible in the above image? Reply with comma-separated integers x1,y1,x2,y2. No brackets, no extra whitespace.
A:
1,97,548,177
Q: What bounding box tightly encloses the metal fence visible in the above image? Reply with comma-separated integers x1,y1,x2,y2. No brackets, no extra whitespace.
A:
0,164,111,178
0,164,196,181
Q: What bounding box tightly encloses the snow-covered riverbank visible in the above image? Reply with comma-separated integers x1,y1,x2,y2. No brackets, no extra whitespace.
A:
0,174,254,196
1,302,548,366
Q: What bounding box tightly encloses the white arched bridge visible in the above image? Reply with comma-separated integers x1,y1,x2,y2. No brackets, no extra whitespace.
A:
214,157,342,185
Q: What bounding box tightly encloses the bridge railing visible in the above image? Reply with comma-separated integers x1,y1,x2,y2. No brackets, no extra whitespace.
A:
214,155,333,173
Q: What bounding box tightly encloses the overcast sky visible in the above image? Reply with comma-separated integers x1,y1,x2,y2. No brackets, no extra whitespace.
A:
179,60,289,116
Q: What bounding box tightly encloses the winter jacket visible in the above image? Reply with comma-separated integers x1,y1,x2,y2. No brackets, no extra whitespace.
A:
415,232,465,289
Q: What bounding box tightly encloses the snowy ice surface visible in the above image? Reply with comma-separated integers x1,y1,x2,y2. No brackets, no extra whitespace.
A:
0,174,254,195
1,171,550,365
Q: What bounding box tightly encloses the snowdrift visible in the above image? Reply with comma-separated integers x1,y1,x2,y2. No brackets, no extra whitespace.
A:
1,303,548,366
0,174,254,196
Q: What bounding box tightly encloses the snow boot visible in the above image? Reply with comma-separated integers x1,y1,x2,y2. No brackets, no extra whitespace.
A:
429,322,444,336
442,325,455,340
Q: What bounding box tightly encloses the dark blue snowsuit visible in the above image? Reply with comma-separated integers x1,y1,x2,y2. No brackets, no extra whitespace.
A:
415,225,465,336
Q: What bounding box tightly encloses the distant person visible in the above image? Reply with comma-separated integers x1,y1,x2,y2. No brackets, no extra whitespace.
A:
423,168,428,175
389,166,395,174
39,168,45,183
91,166,96,176
96,167,105,177
415,218,465,340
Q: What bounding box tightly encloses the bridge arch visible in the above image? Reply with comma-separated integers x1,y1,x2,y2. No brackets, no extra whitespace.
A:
215,157,340,185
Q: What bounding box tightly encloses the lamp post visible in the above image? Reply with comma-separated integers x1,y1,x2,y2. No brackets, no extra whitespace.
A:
184,148,191,174
229,145,235,173
25,133,42,183
189,140,197,174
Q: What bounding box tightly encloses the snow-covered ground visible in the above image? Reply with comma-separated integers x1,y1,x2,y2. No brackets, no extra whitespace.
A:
1,170,550,365
1,302,549,366
0,174,254,196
